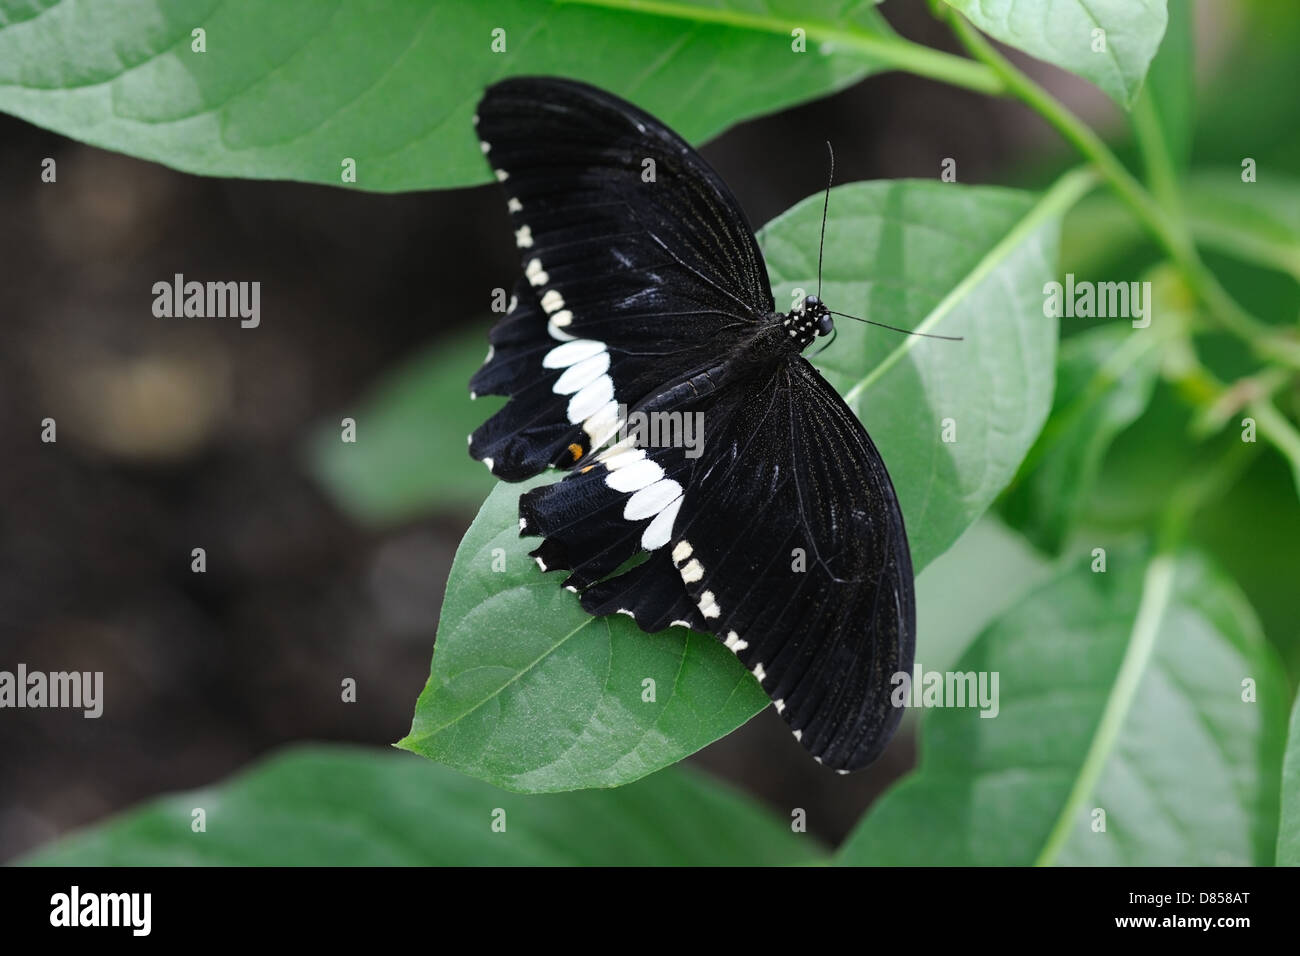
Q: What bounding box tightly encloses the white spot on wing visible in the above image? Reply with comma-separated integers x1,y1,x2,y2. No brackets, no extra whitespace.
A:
514,225,533,247
567,374,614,423
495,168,509,181
724,631,748,652
548,319,577,342
679,559,703,584
552,351,610,395
752,662,766,682
508,197,522,213
583,401,623,445
525,258,548,287
640,494,682,550
624,478,682,520
543,338,604,369
697,589,720,619
605,458,663,493
672,541,692,565
600,446,646,471
540,290,565,314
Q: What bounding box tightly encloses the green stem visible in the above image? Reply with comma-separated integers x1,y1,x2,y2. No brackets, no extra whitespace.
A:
945,11,1300,370
1130,86,1181,214
554,0,1005,95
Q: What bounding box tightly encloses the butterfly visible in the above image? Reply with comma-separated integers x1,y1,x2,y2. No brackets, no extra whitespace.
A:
468,76,917,773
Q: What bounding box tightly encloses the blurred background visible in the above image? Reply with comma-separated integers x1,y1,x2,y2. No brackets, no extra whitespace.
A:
1,0,1297,862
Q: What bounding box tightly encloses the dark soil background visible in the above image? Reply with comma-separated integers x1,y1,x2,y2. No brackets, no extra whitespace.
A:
0,7,1164,862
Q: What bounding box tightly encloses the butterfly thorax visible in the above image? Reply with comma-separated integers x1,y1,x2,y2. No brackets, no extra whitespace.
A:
777,295,835,353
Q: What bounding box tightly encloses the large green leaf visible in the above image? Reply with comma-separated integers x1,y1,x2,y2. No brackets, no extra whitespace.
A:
944,0,1168,107
838,547,1290,865
1000,323,1162,554
20,745,821,866
0,0,893,191
774,174,1087,569
306,327,499,523
400,176,1080,792
1279,694,1300,866
397,477,770,792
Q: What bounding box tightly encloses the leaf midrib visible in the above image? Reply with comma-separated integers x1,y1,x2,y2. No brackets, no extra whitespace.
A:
402,585,602,745
1033,552,1178,865
842,166,1097,407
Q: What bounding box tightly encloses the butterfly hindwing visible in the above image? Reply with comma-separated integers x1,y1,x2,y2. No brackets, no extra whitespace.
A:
523,358,915,771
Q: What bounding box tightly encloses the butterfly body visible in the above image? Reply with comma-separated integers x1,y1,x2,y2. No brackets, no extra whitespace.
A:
468,76,914,772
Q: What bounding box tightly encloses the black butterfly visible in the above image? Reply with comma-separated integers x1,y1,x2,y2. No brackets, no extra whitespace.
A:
468,76,915,773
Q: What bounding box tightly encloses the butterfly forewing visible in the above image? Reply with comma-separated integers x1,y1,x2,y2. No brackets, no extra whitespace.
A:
470,77,774,475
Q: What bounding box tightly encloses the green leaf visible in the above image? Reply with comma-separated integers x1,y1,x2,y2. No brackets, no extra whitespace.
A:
838,546,1290,865
0,0,893,192
916,516,1053,674
1000,324,1162,553
1184,170,1300,282
305,327,499,524
943,0,1168,107
398,477,771,792
1279,694,1300,866
401,174,1081,792
771,173,1089,569
19,744,821,866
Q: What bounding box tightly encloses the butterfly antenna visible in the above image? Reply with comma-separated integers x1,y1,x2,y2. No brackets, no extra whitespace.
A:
817,141,834,300
810,324,838,357
828,310,964,342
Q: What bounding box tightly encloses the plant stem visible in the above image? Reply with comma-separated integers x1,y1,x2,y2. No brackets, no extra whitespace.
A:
1130,86,1181,214
555,0,1006,95
945,11,1300,370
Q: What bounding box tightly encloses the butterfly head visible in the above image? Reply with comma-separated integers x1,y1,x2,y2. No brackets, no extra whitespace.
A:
780,295,834,352
803,296,835,337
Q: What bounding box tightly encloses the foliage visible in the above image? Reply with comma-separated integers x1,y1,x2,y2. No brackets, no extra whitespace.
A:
6,0,1298,865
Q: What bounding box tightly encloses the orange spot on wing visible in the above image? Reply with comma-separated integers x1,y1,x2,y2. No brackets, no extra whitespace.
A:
568,443,583,461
